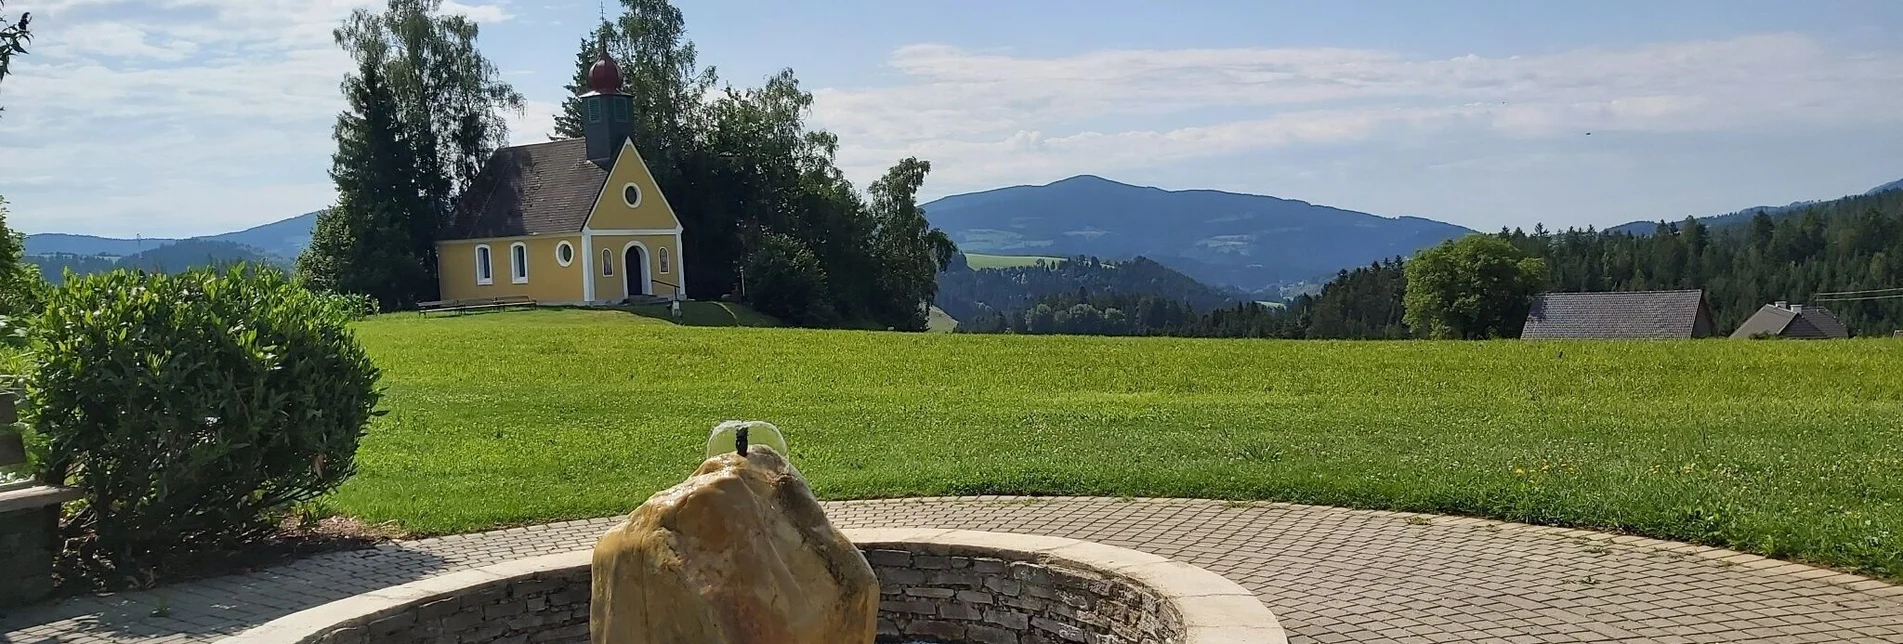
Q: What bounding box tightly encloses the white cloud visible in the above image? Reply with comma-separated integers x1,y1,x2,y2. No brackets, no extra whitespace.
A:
0,0,517,236
811,34,1903,199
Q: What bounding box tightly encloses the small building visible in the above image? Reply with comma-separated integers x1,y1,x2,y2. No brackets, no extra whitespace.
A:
436,48,685,305
1521,289,1715,339
1729,302,1850,339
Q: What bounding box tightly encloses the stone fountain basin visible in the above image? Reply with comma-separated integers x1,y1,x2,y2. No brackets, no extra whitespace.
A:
222,528,1285,644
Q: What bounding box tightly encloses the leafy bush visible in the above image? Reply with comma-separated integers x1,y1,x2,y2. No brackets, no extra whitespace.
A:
30,267,382,575
314,290,380,320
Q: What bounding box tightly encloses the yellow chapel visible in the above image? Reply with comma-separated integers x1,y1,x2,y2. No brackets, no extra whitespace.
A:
436,49,684,305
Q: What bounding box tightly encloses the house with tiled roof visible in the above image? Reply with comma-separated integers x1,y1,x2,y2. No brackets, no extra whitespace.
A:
1520,290,1715,339
1729,302,1850,339
436,48,684,305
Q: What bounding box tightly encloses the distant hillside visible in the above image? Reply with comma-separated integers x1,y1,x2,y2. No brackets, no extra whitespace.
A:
24,211,320,260
1608,177,1902,235
922,175,1472,293
934,253,1242,325
30,240,287,284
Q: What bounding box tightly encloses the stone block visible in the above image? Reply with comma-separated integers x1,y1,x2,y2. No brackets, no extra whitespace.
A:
880,599,939,615
939,601,983,620
984,576,1022,596
914,555,951,570
877,618,901,636
928,570,981,588
881,567,925,585
1031,616,1088,642
957,590,996,605
984,608,1031,630
864,549,913,567
903,619,966,640
1009,562,1052,585
967,623,1021,644
904,587,955,598
971,557,1008,574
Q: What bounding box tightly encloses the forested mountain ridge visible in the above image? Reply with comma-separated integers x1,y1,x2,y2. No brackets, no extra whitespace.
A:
934,253,1244,327
1608,177,1902,236
922,175,1472,292
1306,189,1903,338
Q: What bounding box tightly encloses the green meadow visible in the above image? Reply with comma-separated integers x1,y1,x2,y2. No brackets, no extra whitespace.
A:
325,309,1903,580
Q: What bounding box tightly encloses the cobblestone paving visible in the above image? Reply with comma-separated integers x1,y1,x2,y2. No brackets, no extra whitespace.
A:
3,497,1899,643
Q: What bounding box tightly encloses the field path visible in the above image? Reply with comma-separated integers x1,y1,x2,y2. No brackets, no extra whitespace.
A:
4,497,1899,643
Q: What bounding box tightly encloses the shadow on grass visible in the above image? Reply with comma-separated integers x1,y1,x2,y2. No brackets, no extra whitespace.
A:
604,301,779,328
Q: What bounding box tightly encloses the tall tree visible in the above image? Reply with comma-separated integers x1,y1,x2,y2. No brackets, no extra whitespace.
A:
0,1,35,316
1403,235,1549,339
866,157,956,330
297,44,432,309
318,0,521,305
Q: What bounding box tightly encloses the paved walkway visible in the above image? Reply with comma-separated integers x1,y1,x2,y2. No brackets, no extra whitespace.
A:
2,497,1899,644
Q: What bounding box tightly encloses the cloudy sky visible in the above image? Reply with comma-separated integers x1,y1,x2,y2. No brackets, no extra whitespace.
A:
2,0,1902,238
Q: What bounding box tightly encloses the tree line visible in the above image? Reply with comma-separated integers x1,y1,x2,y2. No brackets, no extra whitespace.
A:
296,0,956,330
955,188,1903,339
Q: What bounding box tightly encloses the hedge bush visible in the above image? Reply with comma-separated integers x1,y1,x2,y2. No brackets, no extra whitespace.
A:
30,266,382,574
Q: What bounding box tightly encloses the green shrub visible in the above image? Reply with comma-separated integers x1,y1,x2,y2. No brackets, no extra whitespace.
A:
743,233,839,327
31,267,382,575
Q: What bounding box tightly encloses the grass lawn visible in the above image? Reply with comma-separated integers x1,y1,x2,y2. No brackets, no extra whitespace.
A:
963,253,1068,269
328,310,1895,580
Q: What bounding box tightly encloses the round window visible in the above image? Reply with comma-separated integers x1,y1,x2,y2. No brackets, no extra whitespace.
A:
556,241,575,267
622,184,641,207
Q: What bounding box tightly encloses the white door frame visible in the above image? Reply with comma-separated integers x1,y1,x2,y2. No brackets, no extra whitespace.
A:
621,240,651,298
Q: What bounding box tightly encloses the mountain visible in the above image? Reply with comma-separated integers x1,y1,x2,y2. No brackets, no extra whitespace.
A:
1607,177,1903,236
921,175,1472,292
24,211,320,260
30,240,289,284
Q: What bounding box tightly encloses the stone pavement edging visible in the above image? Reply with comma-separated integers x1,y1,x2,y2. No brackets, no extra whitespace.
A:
223,529,1285,644
8,496,1902,643
835,496,1903,599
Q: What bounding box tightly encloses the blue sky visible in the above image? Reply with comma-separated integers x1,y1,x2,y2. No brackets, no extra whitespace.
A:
3,0,1901,238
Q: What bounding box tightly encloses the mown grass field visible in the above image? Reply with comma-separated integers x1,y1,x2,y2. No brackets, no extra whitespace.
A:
328,309,1903,580
963,253,1068,269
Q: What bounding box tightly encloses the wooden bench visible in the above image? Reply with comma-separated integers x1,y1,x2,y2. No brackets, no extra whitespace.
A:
417,295,538,316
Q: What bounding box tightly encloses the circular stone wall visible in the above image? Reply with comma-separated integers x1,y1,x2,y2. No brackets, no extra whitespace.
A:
221,529,1284,644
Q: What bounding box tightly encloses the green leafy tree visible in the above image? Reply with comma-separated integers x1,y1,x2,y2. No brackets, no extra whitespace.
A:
1403,235,1549,339
0,195,42,318
0,0,29,105
320,0,522,305
866,158,956,330
297,42,434,309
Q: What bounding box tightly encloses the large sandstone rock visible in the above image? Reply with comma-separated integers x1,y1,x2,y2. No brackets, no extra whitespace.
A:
590,444,877,644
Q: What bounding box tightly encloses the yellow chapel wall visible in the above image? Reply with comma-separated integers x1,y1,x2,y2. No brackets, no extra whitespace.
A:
583,140,683,231
588,234,682,301
437,234,586,303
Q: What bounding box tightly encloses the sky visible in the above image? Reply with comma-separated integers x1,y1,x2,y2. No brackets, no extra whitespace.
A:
2,0,1902,239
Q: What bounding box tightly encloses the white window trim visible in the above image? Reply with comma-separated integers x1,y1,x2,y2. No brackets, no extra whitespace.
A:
658,246,671,274
475,244,494,286
556,241,575,267
621,182,643,208
601,248,615,277
510,242,529,284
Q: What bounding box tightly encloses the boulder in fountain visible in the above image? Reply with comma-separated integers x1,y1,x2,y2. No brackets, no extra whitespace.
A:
590,422,877,644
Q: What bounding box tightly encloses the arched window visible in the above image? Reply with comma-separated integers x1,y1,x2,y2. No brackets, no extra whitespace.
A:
659,247,670,274
601,248,615,276
510,242,529,284
475,245,493,285
556,241,575,267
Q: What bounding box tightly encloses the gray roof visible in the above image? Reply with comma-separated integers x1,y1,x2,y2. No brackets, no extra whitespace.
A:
443,138,606,240
1521,290,1712,339
1729,304,1851,339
